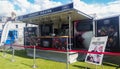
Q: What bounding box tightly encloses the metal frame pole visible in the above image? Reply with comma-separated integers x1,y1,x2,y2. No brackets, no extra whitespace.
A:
9,35,15,62
68,15,72,50
37,24,40,37
32,45,37,68
11,46,15,62
3,43,6,57
118,16,120,48
25,23,28,46
66,14,72,69
93,13,97,37
66,37,69,69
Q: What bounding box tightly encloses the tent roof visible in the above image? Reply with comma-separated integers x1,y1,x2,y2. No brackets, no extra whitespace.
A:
17,3,93,25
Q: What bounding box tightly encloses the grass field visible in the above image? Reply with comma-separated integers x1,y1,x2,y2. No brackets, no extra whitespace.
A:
0,50,120,69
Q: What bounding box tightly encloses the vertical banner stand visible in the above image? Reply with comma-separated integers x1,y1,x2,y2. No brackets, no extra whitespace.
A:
32,44,37,68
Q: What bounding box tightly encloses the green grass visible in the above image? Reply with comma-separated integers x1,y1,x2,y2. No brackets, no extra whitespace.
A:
0,50,120,69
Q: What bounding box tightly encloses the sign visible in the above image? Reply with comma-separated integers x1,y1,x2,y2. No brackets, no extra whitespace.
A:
18,3,73,20
85,36,108,65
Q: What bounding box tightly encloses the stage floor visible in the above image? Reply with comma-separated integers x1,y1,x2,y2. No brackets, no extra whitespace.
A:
26,48,78,63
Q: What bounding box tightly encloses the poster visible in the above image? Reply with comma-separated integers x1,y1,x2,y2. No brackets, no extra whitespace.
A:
85,36,108,65
95,17,119,51
24,27,37,45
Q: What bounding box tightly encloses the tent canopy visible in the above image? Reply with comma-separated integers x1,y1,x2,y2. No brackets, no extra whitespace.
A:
17,3,93,25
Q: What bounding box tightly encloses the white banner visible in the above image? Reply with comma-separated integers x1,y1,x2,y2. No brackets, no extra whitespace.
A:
85,36,108,65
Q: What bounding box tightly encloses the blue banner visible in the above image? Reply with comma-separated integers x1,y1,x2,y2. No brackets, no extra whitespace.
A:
18,3,73,20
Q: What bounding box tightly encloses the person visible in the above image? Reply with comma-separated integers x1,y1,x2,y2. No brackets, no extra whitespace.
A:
91,45,104,52
86,54,94,62
93,54,101,64
108,25,117,37
107,25,117,49
91,46,98,52
98,27,107,36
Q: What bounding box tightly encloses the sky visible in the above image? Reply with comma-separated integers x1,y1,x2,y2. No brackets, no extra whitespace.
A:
0,0,120,18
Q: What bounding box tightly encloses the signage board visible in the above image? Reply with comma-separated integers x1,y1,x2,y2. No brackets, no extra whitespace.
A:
85,36,108,65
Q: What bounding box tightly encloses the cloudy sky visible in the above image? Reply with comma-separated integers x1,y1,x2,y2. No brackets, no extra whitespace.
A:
0,0,120,18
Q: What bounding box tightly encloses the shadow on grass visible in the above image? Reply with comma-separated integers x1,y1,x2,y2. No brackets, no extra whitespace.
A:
21,62,32,67
73,65,90,69
102,62,120,69
6,50,33,59
103,55,120,69
116,65,120,69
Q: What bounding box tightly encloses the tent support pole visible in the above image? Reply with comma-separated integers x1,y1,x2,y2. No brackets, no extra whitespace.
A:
66,14,72,69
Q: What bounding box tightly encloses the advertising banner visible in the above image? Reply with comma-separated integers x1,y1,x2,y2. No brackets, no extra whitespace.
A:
85,36,108,65
18,3,73,20
24,27,37,45
95,17,119,51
